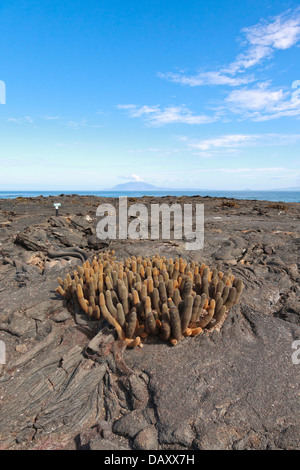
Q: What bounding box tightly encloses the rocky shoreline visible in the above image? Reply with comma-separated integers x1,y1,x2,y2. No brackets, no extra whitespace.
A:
0,194,299,450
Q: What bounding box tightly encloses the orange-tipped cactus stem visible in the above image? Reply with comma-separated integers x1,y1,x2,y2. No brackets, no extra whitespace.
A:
151,288,160,311
202,267,209,279
105,276,113,290
169,305,182,342
166,279,174,298
224,287,237,309
147,277,154,293
56,286,65,297
66,273,72,286
145,311,158,335
125,309,137,339
84,268,90,281
173,288,181,307
190,327,203,336
144,296,152,315
159,303,171,341
77,284,88,314
198,307,214,329
99,293,125,340
140,284,147,301
125,336,141,348
133,289,140,305
169,338,178,346
105,290,117,318
120,285,129,315
94,305,101,320
139,265,145,278
221,285,230,304
215,297,224,317
116,303,126,328
209,305,227,329
181,281,192,301
183,328,192,337
233,279,244,305
190,295,201,325
158,281,168,303
202,278,209,298
181,295,193,333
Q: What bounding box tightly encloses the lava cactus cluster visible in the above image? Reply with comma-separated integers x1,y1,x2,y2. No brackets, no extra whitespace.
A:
56,251,244,347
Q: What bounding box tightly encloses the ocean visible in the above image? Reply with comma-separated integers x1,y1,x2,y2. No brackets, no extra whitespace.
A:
0,190,299,203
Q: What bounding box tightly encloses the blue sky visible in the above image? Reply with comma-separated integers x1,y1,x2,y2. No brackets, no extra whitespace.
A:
0,0,300,190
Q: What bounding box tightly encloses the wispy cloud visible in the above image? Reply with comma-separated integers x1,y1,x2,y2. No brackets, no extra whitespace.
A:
229,9,300,72
183,133,300,157
6,116,33,124
64,119,101,129
125,146,181,158
6,115,103,128
226,82,300,120
43,115,61,120
188,134,258,151
119,174,144,182
157,71,252,87
117,104,217,125
213,167,288,173
159,9,300,86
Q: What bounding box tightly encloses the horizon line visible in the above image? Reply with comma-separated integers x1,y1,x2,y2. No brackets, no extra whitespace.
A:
0,188,300,192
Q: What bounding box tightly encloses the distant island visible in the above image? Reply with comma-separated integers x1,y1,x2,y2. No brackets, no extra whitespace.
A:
108,182,300,192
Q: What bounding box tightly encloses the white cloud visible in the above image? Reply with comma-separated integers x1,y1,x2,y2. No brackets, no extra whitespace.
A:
224,46,272,74
65,119,88,129
216,167,287,173
226,84,285,110
130,174,143,182
43,116,61,120
6,116,33,124
226,11,300,73
5,115,103,128
117,104,217,125
157,71,253,87
188,134,257,151
119,11,300,126
64,119,102,129
159,9,300,85
226,82,300,120
244,10,300,49
119,174,144,182
183,133,300,157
